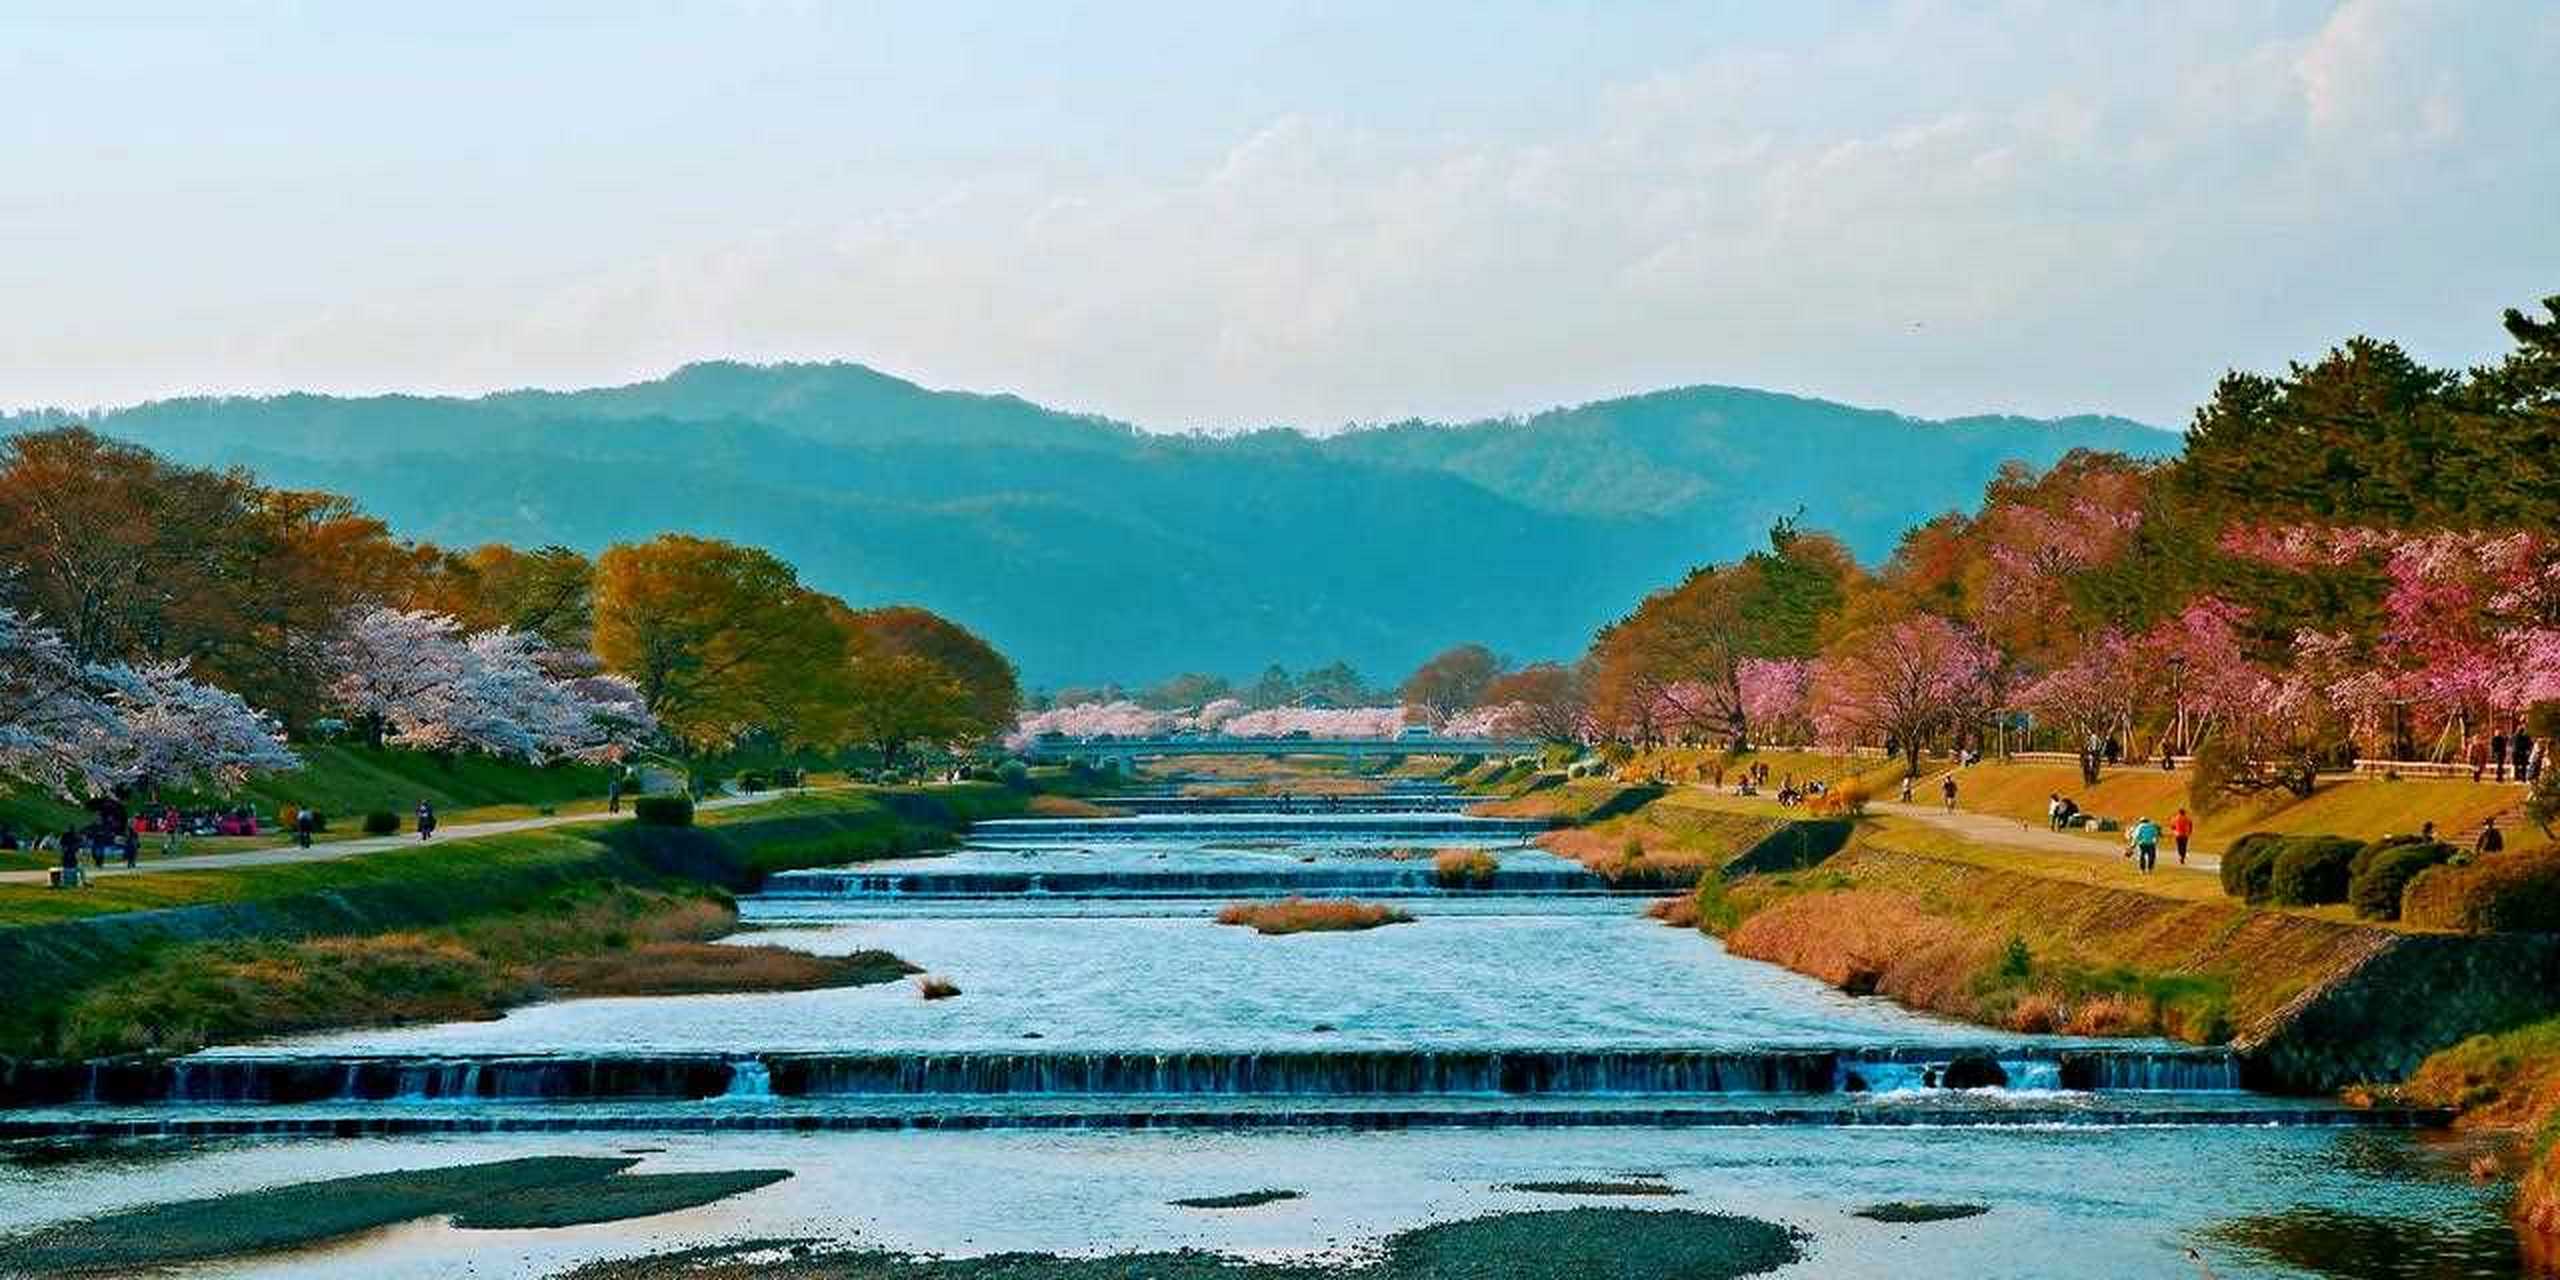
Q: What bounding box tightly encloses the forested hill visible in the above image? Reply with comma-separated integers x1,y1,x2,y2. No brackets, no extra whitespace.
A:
4,362,2173,685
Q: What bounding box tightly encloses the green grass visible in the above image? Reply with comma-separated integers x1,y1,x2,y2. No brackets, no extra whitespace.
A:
0,783,1027,1056
1,744,619,871
0,1156,637,1275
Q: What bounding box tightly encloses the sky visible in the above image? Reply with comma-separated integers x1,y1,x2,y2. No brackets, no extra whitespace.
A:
5,0,2556,431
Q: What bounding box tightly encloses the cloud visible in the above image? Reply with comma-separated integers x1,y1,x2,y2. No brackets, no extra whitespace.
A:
10,2,2557,430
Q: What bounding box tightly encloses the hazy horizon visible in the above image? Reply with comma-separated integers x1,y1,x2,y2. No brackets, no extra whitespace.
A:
0,356,2179,438
9,1,2555,431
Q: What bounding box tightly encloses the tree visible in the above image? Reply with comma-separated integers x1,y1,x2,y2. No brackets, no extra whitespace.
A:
1297,660,1371,708
1735,658,1814,747
1141,673,1231,710
836,605,1020,740
1400,644,1502,718
0,609,120,795
1474,663,1586,743
411,544,597,648
1810,613,2001,776
1246,664,1296,709
2013,632,2160,782
94,661,298,794
841,653,978,767
326,608,470,749
592,536,849,750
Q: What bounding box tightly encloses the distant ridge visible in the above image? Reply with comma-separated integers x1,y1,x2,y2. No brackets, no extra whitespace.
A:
2,363,2174,685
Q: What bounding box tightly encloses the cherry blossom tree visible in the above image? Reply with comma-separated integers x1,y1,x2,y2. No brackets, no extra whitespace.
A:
1220,705,1414,739
1809,614,2001,776
1736,658,1813,747
92,660,298,794
326,607,655,763
1008,700,1174,749
0,609,120,795
327,608,469,749
2013,632,2161,781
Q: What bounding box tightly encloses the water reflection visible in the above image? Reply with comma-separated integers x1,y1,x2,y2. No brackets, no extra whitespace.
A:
2203,1206,2524,1280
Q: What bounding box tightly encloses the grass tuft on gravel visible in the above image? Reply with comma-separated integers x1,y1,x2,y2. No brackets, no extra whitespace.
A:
452,1169,794,1229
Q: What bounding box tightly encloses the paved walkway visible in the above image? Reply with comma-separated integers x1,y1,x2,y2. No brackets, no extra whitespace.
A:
0,790,806,886
1868,797,2223,875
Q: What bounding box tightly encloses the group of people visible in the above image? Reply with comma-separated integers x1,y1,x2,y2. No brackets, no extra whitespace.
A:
14,821,144,879
2120,810,2194,873
2468,729,2547,783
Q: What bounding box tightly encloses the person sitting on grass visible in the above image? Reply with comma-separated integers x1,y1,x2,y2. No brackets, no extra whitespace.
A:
2477,817,2505,855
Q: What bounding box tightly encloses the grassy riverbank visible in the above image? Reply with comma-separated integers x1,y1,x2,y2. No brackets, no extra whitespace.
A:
0,745,623,873
0,784,1026,1059
1481,775,2560,1091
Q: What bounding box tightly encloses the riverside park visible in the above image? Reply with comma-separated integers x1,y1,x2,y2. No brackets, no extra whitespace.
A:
7,4,2560,1277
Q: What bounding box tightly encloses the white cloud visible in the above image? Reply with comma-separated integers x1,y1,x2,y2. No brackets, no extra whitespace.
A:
7,1,2556,430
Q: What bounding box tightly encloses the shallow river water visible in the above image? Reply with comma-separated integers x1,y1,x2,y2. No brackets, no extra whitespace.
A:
0,790,2536,1277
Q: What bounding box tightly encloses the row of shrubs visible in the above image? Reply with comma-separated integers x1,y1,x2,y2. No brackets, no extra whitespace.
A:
2219,832,2463,921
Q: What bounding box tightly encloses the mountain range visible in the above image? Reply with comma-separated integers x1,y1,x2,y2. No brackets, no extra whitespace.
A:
5,363,2176,687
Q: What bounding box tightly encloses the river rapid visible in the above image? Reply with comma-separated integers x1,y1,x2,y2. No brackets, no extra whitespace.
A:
0,785,2531,1277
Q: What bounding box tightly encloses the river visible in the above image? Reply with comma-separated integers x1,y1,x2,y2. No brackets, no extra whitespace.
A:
0,786,2530,1277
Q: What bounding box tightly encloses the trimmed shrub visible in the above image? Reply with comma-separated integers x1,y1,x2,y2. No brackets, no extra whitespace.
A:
2348,841,2456,921
998,761,1032,791
361,811,400,836
2350,832,2427,880
2220,832,2286,901
2268,836,2365,906
2403,851,2560,933
633,795,695,827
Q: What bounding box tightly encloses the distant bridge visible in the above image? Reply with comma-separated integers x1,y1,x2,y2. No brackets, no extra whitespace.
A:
1024,735,1541,770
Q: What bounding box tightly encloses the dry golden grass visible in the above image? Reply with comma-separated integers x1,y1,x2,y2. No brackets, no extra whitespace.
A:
1214,897,1413,934
916,974,962,1000
1941,762,2544,856
1646,894,1702,928
1025,794,1124,818
1716,826,2410,1044
1432,849,1499,887
539,943,912,997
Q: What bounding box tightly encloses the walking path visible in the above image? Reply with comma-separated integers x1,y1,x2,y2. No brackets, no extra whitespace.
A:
0,790,807,886
1868,797,2223,875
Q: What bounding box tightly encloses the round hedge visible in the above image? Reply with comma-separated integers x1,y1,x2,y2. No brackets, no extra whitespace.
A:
632,794,695,827
2403,851,2560,933
2348,841,2456,921
361,810,401,836
2268,836,2366,906
2220,832,2286,902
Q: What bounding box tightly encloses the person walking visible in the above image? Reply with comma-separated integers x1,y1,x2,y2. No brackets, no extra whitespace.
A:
58,830,81,885
119,826,139,869
2131,816,2162,873
2492,732,2510,782
415,800,437,840
292,805,315,849
1940,774,1958,811
607,771,624,814
2477,818,2505,855
2470,735,2490,782
2169,808,2195,865
1898,775,1915,804
2516,729,2539,784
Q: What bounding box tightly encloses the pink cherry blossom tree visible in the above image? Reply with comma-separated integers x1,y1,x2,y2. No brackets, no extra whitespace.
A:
2013,631,2160,781
0,609,121,795
92,660,298,794
1736,658,1814,747
1809,614,2001,777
